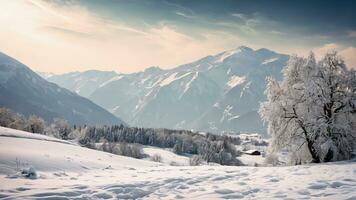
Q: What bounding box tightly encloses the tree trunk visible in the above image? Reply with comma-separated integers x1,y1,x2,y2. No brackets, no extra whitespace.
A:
323,148,334,162
305,135,321,163
301,125,321,163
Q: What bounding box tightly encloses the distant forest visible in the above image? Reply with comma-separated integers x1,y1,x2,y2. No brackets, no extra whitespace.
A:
0,107,243,166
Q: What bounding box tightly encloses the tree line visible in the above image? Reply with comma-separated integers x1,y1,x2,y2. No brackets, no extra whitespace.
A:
79,125,242,165
0,108,72,139
0,107,242,166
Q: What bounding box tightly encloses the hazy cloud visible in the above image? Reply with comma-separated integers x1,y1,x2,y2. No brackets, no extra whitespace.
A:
175,11,195,19
270,30,286,35
0,0,244,73
348,31,356,38
0,0,354,73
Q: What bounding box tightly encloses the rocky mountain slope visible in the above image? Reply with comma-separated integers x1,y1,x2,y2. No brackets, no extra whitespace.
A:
43,46,289,135
0,52,124,125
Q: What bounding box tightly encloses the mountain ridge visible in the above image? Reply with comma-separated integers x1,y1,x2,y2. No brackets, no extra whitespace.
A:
41,46,289,135
0,52,125,126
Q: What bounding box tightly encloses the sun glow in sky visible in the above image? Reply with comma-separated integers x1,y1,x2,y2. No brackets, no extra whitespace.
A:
0,0,355,73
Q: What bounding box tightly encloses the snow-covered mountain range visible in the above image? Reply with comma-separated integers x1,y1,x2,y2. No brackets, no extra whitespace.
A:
0,52,124,125
42,46,289,135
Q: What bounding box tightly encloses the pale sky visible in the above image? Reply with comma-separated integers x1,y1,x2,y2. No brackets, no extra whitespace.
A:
0,0,355,74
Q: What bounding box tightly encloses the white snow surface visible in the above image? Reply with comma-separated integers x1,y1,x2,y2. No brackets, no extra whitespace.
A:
215,49,241,63
226,75,246,88
182,72,198,94
99,75,123,88
262,57,279,65
0,127,355,199
159,72,179,87
239,154,265,166
159,72,193,87
0,127,69,144
142,146,190,166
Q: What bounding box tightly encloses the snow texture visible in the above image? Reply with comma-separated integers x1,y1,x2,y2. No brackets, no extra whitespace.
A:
262,57,279,65
226,75,246,88
0,127,355,199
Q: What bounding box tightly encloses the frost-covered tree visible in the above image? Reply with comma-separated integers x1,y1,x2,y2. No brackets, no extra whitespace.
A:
24,115,45,134
0,108,15,127
0,108,26,129
9,113,26,130
260,52,355,163
52,118,71,140
349,69,356,136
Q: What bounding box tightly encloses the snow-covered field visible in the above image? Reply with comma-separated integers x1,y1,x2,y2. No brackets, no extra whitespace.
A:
142,146,190,166
0,127,355,199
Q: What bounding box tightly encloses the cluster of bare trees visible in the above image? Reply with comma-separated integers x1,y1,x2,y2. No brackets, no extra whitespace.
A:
0,108,73,139
100,140,144,159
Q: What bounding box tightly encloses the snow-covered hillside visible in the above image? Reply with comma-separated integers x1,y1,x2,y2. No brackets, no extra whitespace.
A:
142,146,190,166
42,46,289,135
0,52,124,126
1,127,355,199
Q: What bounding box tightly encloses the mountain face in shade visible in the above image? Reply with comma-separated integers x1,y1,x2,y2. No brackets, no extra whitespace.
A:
42,46,289,135
0,52,125,126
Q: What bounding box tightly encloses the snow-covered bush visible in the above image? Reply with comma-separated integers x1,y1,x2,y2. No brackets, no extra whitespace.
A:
189,155,203,166
52,118,71,140
24,115,45,134
0,107,13,127
0,108,26,130
150,154,162,163
100,141,144,159
260,52,356,163
264,153,280,166
101,140,117,153
118,143,144,159
0,108,46,134
21,167,37,179
68,129,81,140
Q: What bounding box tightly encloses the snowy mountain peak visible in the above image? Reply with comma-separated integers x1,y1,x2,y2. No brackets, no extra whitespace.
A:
214,47,249,63
44,46,290,135
255,48,282,57
36,71,55,79
235,46,253,51
213,46,259,64
144,66,163,73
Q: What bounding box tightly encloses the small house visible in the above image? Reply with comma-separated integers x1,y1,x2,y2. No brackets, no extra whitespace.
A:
244,149,261,156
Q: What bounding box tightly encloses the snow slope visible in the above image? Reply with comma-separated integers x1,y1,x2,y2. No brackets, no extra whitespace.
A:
0,126,69,144
142,146,190,166
0,127,355,199
0,52,124,126
0,127,158,175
